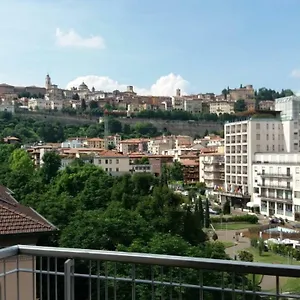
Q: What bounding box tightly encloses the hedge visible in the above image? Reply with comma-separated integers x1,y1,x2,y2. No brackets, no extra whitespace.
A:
211,215,259,224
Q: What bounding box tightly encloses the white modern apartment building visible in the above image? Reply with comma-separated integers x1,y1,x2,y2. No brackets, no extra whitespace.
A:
220,113,285,207
275,96,300,152
252,153,300,221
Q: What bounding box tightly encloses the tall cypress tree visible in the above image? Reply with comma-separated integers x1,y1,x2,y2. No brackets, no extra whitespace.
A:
204,198,210,228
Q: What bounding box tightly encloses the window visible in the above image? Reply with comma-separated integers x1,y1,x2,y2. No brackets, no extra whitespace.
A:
116,159,119,164
116,168,119,172
109,168,112,171
256,134,260,140
256,123,260,130
272,134,275,140
272,124,275,130
266,124,269,130
272,145,275,151
98,159,101,164
254,187,259,194
105,159,108,164
109,159,112,164
105,168,108,171
296,167,300,174
266,134,269,140
294,191,300,198
266,145,269,151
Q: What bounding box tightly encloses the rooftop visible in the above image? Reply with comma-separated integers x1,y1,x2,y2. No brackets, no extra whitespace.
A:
0,185,57,235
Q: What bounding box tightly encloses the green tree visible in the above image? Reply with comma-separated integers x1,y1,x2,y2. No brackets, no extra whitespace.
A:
204,198,210,228
40,151,61,183
80,98,87,110
223,200,231,215
169,161,183,181
234,99,247,112
9,149,34,174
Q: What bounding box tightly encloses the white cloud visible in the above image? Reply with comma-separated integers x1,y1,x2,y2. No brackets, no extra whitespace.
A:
55,28,105,49
291,69,300,78
66,73,189,96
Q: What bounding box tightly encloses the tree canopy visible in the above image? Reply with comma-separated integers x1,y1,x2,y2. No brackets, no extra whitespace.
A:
0,144,259,299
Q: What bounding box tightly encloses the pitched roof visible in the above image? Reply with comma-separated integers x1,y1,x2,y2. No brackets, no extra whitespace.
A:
0,185,57,235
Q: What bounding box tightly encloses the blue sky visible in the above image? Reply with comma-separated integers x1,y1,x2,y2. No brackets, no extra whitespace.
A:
1,0,300,95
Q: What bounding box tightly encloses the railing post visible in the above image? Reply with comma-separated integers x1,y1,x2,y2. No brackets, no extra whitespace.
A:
64,259,74,300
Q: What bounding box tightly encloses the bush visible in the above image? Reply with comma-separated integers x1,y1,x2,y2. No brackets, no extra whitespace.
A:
211,214,259,224
238,250,254,262
250,237,258,248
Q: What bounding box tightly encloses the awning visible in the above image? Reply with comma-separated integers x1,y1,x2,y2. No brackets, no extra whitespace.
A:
246,202,260,208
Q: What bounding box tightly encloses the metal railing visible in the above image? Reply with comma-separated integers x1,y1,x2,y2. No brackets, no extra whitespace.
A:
1,245,300,299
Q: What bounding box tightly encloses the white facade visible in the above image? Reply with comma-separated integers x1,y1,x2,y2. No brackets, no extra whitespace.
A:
252,153,300,221
199,153,225,191
224,118,285,198
275,96,300,121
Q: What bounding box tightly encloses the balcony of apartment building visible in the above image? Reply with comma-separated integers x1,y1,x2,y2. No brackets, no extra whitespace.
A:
259,188,293,205
260,200,293,219
1,244,300,300
257,168,292,179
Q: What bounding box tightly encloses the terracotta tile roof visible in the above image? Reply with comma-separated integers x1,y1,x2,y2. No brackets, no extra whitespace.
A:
0,186,57,235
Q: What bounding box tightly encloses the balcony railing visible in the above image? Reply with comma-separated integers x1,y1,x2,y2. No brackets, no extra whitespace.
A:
258,172,292,179
259,195,293,203
2,245,300,299
257,183,292,190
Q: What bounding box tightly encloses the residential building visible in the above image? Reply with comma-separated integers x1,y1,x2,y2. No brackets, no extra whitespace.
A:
209,101,234,115
181,159,199,183
220,111,284,207
87,138,105,149
148,136,175,155
199,153,225,192
252,153,300,221
183,99,202,114
93,150,130,175
259,100,275,110
119,138,149,154
0,185,57,300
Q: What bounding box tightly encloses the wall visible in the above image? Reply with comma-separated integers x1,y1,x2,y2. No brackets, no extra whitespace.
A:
17,112,223,136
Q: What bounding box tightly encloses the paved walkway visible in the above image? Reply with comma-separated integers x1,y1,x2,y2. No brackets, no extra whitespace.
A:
216,229,276,291
216,229,250,258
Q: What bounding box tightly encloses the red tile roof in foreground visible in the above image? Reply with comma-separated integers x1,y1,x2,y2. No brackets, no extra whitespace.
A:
0,185,57,235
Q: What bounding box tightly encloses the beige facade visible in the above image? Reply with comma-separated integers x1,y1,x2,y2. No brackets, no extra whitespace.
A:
209,101,234,115
93,151,130,174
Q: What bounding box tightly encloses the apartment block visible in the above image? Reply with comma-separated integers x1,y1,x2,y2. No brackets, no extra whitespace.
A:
252,153,300,221
199,153,225,191
220,112,284,207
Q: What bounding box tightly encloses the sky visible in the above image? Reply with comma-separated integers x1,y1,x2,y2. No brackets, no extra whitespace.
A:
1,0,300,96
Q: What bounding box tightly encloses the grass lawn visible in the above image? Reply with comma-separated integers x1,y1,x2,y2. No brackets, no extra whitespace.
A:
245,248,300,293
213,222,259,231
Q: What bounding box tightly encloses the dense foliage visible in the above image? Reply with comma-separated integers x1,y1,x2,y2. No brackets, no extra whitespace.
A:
0,112,161,143
0,145,259,299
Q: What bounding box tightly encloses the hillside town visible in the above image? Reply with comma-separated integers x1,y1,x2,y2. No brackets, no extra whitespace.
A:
0,74,277,115
3,93,300,224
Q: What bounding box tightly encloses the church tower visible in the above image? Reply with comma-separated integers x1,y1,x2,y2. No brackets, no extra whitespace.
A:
45,74,52,90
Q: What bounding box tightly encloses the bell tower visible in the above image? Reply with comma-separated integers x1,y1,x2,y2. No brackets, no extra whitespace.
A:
45,73,52,90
